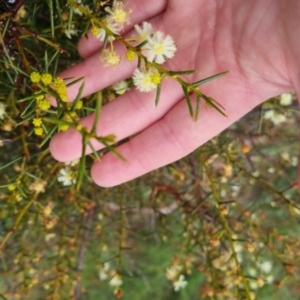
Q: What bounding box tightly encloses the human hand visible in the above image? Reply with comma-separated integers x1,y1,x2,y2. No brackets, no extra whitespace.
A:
49,0,299,188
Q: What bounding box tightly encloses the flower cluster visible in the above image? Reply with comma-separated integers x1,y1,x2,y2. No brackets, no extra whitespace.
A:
263,109,287,125
89,1,132,68
30,72,71,136
32,117,44,136
35,93,51,111
131,22,176,93
86,0,176,94
30,72,68,103
248,260,274,290
91,1,132,42
98,263,123,297
53,77,68,102
263,92,293,126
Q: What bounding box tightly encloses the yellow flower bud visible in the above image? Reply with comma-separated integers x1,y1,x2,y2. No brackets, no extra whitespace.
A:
34,127,44,136
32,118,43,127
41,73,53,86
126,50,136,61
30,72,41,83
150,73,162,85
91,26,100,37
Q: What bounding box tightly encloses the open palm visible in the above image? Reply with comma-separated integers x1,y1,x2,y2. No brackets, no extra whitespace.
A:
50,0,298,187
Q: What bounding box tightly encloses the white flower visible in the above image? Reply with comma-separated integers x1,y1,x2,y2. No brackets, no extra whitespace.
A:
74,1,92,15
280,93,293,106
237,252,243,264
93,27,105,41
266,275,274,284
248,268,257,277
57,168,76,186
259,261,273,274
69,0,91,16
98,263,110,281
263,110,286,125
134,21,153,43
0,102,7,120
249,280,258,290
234,243,243,253
142,31,177,64
102,262,110,272
132,68,159,92
99,270,109,281
173,275,188,292
291,156,298,167
45,233,56,242
64,24,78,39
109,273,123,287
97,213,104,220
73,0,82,15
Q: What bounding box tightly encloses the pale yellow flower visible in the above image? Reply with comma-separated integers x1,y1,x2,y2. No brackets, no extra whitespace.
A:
105,1,132,30
165,265,183,281
101,49,121,67
132,68,160,92
263,110,286,125
29,180,47,193
280,93,293,106
0,102,6,120
109,273,123,287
